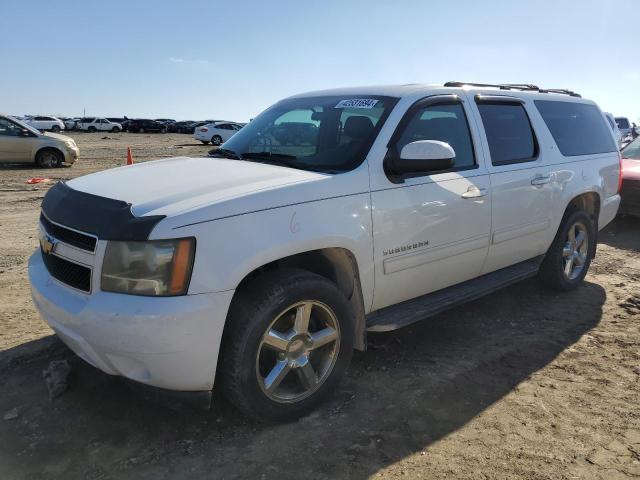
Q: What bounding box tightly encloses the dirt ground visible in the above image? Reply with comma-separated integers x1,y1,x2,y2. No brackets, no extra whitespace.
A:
0,133,639,479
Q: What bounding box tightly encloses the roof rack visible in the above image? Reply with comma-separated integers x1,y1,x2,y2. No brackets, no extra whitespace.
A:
444,81,581,98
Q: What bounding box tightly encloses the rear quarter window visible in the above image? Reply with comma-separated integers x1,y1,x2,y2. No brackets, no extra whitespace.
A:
535,101,617,156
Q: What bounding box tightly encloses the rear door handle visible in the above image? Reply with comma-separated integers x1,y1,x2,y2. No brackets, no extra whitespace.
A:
531,175,551,186
461,186,488,199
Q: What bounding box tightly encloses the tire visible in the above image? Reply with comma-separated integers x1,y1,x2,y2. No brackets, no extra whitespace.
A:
35,149,63,168
139,128,145,133
538,208,595,291
161,127,167,133
220,269,355,422
111,126,120,133
87,126,96,133
200,140,210,145
211,135,222,146
51,125,61,132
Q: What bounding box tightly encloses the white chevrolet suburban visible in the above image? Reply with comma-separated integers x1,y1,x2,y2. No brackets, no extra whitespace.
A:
29,82,622,421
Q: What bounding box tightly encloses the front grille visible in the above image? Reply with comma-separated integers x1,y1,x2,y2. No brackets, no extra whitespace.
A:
40,214,97,252
41,250,91,293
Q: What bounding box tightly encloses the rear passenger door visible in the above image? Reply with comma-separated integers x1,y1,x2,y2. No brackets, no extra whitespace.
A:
370,95,492,310
469,95,553,274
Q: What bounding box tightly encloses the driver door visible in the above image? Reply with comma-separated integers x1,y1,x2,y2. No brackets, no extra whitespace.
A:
369,94,492,310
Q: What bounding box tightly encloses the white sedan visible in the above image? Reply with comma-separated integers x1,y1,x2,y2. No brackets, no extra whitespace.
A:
193,121,243,145
26,116,65,132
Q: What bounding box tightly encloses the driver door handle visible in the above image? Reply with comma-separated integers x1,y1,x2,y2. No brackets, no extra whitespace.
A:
461,186,488,199
531,174,551,186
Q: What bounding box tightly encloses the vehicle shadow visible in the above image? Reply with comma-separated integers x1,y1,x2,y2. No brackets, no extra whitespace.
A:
0,278,605,479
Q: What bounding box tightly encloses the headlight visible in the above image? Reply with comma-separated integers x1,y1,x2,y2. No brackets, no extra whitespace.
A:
101,238,195,296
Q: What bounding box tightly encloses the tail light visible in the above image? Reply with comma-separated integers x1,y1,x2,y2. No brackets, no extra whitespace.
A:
617,152,624,194
199,127,208,132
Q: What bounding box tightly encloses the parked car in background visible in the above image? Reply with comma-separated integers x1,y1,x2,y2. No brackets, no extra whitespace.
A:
106,118,129,132
76,118,122,132
0,114,78,167
26,116,65,132
127,119,168,133
194,121,243,145
29,83,621,421
620,136,640,216
169,121,197,133
155,119,176,125
615,117,633,138
603,112,623,148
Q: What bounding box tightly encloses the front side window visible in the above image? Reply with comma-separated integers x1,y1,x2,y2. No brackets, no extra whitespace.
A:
477,103,537,165
218,95,398,173
393,102,476,170
0,118,22,136
536,101,617,156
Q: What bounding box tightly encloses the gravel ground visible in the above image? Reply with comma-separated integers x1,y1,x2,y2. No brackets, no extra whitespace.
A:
0,133,639,479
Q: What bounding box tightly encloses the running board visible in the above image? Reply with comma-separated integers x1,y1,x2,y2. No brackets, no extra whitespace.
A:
366,257,543,332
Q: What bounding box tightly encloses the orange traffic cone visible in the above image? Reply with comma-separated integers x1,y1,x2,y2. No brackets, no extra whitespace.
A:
126,146,134,165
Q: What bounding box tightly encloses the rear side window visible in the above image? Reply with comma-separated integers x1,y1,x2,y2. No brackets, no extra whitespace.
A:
535,101,617,156
477,103,537,165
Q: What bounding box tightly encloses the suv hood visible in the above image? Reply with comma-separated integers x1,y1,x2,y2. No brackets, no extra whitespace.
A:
66,156,335,219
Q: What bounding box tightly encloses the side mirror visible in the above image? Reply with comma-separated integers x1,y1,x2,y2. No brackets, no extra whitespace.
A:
392,140,455,175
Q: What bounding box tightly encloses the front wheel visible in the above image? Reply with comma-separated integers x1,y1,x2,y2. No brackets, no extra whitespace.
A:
35,149,63,168
111,126,120,133
538,209,595,291
51,125,61,132
220,269,354,422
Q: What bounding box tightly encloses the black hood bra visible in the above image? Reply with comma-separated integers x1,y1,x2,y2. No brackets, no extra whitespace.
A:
41,182,165,241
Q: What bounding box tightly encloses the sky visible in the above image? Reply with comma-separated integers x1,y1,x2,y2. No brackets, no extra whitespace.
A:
1,0,638,123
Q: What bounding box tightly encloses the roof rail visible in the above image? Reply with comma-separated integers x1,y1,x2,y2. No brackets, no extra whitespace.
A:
444,81,581,97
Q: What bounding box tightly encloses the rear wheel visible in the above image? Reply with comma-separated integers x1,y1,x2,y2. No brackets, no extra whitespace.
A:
211,135,222,146
35,149,63,168
139,127,145,133
220,269,355,422
538,209,595,291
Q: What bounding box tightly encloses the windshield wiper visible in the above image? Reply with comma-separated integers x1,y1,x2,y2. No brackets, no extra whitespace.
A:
241,152,299,168
209,147,242,159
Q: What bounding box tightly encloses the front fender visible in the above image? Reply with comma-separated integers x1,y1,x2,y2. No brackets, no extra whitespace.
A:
151,193,375,311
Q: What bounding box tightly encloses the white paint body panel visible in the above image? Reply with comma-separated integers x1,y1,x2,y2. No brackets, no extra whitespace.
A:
28,84,621,393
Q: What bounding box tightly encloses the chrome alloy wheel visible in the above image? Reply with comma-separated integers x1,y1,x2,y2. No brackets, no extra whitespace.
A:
256,301,340,403
562,221,589,280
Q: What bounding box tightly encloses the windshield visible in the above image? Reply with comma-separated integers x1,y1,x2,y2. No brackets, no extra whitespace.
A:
218,95,398,172
8,116,41,135
622,136,640,159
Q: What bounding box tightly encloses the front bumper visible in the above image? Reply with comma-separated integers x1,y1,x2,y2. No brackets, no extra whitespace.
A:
62,146,79,164
620,180,640,217
28,251,234,392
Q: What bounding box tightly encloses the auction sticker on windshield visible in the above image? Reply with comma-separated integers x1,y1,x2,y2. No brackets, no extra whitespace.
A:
335,99,379,109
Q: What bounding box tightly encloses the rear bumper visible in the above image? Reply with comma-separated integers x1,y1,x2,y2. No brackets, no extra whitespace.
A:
29,251,235,392
599,194,621,229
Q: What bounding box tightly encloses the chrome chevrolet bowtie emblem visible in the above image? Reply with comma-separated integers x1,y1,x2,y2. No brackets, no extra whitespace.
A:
40,233,57,255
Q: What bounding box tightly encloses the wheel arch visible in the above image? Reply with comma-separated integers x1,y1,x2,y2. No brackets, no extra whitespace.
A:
564,191,601,257
234,247,368,351
34,146,64,164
